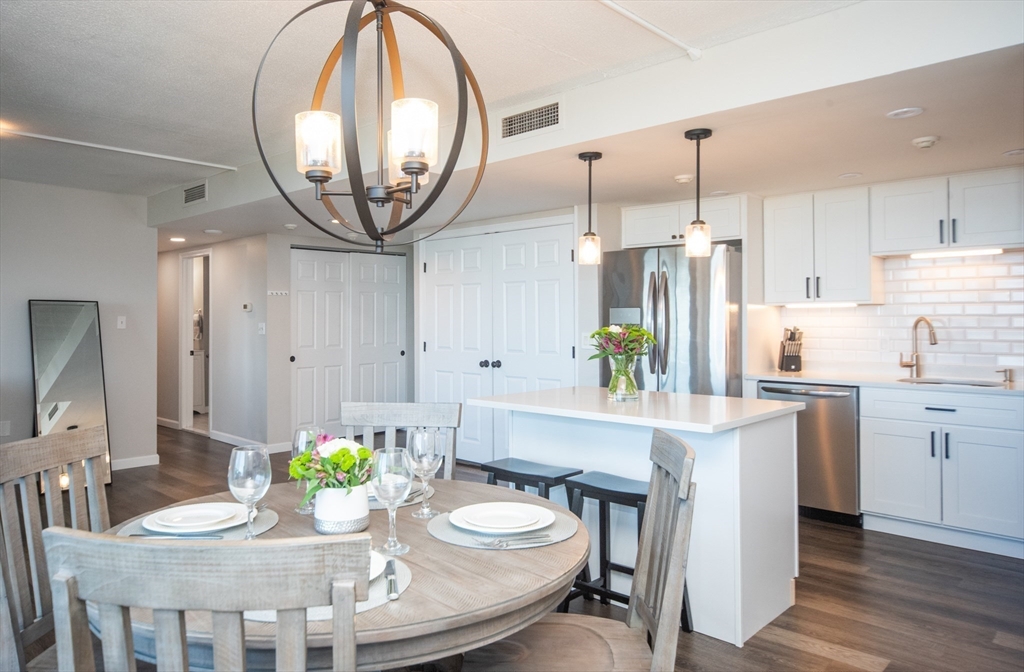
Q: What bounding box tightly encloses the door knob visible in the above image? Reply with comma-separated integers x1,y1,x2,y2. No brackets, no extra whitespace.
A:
400,350,405,356
479,360,490,368
289,356,295,362
491,360,502,368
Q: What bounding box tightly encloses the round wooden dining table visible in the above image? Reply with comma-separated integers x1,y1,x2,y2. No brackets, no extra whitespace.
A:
107,479,590,671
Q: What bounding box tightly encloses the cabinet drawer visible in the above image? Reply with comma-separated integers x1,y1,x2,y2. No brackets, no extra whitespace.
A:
860,387,1023,430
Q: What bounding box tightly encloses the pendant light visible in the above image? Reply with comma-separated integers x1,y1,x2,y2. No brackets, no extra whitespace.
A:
684,128,712,258
578,151,603,265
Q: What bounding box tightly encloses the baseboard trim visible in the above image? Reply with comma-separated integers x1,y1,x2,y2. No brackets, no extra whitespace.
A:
208,430,265,447
111,454,161,471
265,442,291,455
156,417,180,430
863,513,1024,559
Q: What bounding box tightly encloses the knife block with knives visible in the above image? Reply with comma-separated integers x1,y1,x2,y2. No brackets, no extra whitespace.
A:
778,327,803,372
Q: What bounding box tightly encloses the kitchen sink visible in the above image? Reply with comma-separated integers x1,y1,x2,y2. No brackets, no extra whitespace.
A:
897,377,1005,387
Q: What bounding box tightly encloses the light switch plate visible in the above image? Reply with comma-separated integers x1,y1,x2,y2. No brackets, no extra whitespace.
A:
117,316,127,329
267,290,289,296
258,322,266,335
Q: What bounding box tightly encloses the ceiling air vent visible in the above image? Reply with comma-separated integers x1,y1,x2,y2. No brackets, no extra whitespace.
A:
183,181,208,206
502,102,559,139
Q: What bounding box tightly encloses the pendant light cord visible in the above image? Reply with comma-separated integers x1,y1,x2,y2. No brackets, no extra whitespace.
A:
695,137,700,222
587,157,593,234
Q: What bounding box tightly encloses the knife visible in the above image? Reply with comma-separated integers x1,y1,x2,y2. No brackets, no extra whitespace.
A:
385,560,399,601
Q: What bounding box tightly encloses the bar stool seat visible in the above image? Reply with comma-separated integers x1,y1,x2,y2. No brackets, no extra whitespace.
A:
480,458,583,500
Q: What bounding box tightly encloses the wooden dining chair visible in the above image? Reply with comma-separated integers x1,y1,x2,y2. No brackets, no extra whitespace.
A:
462,429,697,672
0,426,110,671
337,402,462,479
42,528,371,672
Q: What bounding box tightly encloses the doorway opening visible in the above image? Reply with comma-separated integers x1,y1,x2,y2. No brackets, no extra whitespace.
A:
180,250,212,436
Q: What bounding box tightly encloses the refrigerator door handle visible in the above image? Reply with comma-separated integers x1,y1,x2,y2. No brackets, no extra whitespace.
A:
659,270,670,375
646,271,658,374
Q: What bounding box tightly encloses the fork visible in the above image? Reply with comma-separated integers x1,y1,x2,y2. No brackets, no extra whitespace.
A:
475,534,552,549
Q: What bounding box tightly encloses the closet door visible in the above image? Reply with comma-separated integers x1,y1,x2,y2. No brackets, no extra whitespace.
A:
349,253,408,403
420,236,494,463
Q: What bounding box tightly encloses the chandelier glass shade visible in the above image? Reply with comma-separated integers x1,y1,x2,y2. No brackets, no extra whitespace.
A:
253,0,488,251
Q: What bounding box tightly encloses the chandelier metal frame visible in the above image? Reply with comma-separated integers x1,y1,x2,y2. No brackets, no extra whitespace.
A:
252,0,489,251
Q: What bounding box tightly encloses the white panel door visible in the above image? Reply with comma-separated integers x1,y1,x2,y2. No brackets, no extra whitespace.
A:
942,427,1024,538
348,253,408,403
813,187,871,302
420,236,494,463
949,167,1024,248
763,193,815,305
860,418,942,523
869,177,948,253
291,249,349,436
490,225,576,460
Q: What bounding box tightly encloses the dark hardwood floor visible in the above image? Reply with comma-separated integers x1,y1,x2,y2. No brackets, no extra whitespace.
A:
103,427,1024,671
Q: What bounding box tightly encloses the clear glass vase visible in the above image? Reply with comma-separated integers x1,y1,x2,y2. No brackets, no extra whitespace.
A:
608,354,639,401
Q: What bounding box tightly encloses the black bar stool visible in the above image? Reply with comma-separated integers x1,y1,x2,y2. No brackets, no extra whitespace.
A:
480,457,583,500
562,470,692,631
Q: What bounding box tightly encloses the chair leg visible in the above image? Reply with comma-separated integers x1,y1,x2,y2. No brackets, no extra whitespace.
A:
598,500,611,606
681,582,693,633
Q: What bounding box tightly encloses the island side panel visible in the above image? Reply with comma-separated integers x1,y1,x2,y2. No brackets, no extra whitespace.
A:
505,409,744,646
737,412,799,643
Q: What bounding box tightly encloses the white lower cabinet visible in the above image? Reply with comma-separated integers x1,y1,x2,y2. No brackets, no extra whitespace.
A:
860,388,1024,541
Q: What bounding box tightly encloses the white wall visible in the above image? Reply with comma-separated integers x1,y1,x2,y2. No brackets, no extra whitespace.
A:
0,179,158,469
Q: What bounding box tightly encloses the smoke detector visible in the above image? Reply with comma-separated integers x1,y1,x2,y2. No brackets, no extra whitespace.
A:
912,136,939,149
674,174,694,184
284,223,298,230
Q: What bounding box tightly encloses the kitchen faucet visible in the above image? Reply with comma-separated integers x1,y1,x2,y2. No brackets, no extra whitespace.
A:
899,316,938,378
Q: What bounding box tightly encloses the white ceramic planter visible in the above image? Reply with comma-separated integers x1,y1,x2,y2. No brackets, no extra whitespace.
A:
313,485,370,534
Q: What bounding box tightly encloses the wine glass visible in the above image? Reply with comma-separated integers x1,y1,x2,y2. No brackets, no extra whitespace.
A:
370,448,413,556
228,445,272,540
405,429,443,519
292,426,322,514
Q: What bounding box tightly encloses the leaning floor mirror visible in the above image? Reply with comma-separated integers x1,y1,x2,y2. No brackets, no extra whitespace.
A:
29,300,112,484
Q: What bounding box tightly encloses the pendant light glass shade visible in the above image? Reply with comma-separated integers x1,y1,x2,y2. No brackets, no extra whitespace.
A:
387,131,430,187
390,98,439,172
579,231,601,265
684,220,711,257
295,111,342,177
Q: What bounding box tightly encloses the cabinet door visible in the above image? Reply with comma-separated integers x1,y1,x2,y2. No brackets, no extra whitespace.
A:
622,204,680,248
942,427,1024,538
860,418,941,523
949,167,1024,248
813,187,872,302
869,177,948,254
682,195,742,241
763,193,815,305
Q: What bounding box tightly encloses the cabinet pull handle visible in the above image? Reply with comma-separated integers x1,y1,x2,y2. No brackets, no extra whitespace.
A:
924,406,956,412
930,431,936,458
939,219,944,244
944,432,950,459
951,218,957,244
815,276,821,299
805,277,811,299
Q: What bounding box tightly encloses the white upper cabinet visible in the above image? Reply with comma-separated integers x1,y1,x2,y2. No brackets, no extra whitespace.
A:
764,188,881,305
949,167,1024,248
871,167,1024,254
622,195,746,248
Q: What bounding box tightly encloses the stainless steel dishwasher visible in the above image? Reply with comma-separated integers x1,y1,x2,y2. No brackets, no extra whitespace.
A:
757,381,861,526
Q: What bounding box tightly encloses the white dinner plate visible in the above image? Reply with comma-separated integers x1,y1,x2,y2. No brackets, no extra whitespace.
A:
369,550,386,582
142,503,248,534
153,503,236,528
449,502,555,535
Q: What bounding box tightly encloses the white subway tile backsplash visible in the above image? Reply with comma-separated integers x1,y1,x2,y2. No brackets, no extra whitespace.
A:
782,255,1024,373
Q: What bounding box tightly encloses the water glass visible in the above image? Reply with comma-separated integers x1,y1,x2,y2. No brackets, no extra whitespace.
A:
370,448,413,555
292,425,322,514
406,428,443,519
228,445,272,540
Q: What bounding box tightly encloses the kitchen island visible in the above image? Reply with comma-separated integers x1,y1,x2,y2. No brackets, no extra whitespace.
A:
467,386,804,647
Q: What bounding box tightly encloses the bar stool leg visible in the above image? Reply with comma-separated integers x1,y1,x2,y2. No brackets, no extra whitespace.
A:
486,472,497,486
538,482,549,499
598,500,611,606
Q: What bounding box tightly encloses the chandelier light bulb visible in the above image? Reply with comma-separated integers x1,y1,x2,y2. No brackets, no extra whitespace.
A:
579,232,602,265
388,131,429,187
295,111,342,177
391,98,439,173
684,221,711,258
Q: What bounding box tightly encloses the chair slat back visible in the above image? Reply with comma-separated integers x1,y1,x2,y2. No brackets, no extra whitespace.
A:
626,429,697,672
0,425,109,669
338,403,462,479
43,528,371,672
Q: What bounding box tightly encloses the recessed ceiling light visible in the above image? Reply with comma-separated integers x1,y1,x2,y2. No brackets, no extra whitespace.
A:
284,223,298,230
709,190,729,196
838,172,862,179
673,174,694,184
1004,148,1024,157
886,107,923,119
330,219,340,224
204,229,222,234
169,237,186,242
346,232,360,240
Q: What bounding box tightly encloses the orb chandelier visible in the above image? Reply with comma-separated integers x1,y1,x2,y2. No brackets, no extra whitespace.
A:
252,0,488,252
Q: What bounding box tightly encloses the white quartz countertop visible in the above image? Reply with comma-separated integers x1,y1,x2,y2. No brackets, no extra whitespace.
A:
467,386,804,434
746,370,1023,395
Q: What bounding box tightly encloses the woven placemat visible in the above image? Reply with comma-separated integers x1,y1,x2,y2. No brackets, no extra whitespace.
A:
427,510,577,550
244,558,413,621
117,509,279,540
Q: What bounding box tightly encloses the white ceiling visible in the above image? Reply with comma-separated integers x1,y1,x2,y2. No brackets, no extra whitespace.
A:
0,0,857,196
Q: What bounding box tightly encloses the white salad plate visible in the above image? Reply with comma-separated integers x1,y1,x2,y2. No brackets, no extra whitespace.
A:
369,550,386,582
152,503,236,528
142,503,248,534
449,502,555,535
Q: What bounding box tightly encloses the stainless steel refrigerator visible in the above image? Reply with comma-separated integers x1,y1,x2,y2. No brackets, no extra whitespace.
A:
600,244,742,396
